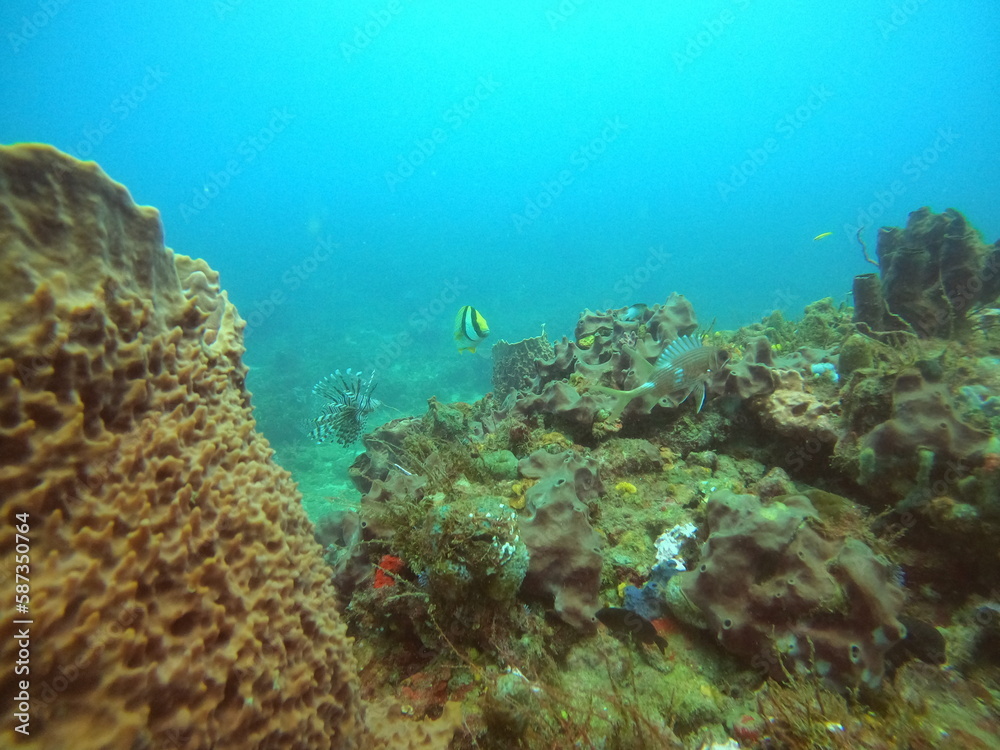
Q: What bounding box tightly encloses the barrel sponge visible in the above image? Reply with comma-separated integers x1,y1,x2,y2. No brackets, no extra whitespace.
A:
0,145,372,749
491,330,554,402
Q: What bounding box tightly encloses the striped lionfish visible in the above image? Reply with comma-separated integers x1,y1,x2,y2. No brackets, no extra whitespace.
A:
310,369,379,446
594,335,730,420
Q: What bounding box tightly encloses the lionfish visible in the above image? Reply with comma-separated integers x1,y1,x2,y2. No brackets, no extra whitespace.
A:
310,369,378,446
594,335,730,420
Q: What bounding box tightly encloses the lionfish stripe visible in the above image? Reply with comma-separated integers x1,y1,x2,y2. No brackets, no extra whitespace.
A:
310,369,377,445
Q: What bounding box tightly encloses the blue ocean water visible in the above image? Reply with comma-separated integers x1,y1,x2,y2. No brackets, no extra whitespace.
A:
3,0,999,421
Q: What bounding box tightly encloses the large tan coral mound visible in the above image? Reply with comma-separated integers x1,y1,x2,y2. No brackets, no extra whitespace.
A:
0,145,374,749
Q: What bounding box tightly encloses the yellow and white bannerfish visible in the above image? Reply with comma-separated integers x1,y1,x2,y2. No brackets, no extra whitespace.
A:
454,305,490,353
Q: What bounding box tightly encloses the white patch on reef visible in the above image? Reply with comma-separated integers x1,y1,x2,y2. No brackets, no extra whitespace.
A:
810,361,840,382
699,740,740,750
654,522,697,570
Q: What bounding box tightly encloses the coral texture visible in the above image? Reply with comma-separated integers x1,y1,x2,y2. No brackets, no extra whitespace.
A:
491,330,553,403
875,207,1000,337
851,273,911,334
0,145,379,749
860,368,993,498
664,491,905,689
718,336,780,400
751,370,840,445
507,295,702,436
366,700,463,749
518,449,604,630
349,415,423,493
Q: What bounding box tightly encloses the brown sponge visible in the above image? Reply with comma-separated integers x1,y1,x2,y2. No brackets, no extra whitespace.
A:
0,144,371,749
518,449,604,630
665,491,905,690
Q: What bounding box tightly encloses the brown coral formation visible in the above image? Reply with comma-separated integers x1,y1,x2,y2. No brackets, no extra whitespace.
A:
567,295,697,369
752,370,840,445
518,449,604,630
491,330,553,403
664,491,905,690
509,295,702,435
366,700,463,748
859,368,993,497
0,144,364,748
863,207,1000,337
0,145,458,750
718,336,780,400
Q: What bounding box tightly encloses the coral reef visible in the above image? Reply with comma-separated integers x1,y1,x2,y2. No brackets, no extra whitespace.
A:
858,367,994,506
340,318,1000,749
366,700,464,749
0,146,361,747
664,491,906,690
490,329,553,403
29,143,1000,750
750,370,840,445
518,449,604,630
511,294,701,437
396,214,1000,741
860,207,1000,337
315,508,369,606
851,272,912,334
0,145,465,750
593,437,663,476
277,207,1000,746
407,492,528,607
354,437,535,656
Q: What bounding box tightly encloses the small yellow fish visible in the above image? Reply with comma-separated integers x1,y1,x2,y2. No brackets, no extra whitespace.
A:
813,231,833,241
454,305,490,353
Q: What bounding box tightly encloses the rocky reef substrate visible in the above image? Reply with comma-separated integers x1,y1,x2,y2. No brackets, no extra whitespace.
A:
326,208,1000,748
